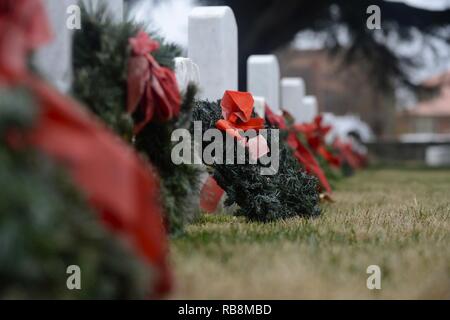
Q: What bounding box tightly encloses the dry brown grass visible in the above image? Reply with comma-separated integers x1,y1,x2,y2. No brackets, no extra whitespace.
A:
169,168,450,299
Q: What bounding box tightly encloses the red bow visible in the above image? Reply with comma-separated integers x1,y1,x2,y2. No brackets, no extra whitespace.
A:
287,132,332,193
0,0,51,83
295,115,341,168
127,31,181,134
216,90,265,136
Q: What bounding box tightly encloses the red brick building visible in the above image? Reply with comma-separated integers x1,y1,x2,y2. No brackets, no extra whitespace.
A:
399,71,450,134
276,48,396,138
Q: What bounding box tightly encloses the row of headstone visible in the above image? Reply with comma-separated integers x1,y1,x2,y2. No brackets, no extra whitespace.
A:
187,6,318,124
34,2,318,124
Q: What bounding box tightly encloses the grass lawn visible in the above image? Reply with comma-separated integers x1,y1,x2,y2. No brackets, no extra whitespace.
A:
169,168,450,299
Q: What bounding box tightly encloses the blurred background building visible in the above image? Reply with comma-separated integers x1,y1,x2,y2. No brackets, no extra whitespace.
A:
127,0,450,163
276,47,396,138
398,71,450,136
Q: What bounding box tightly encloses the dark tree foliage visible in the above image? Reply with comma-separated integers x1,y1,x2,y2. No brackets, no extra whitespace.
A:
72,6,201,234
0,87,150,299
203,0,450,90
192,100,321,222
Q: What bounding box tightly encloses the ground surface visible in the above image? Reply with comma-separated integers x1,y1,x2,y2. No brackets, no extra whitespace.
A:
170,168,450,299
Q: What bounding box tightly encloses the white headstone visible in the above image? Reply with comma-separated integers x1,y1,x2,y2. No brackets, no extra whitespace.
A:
281,77,305,122
33,0,77,93
253,96,266,119
188,6,238,101
174,57,201,94
426,146,450,167
322,113,375,144
300,96,319,123
247,55,280,114
33,0,124,93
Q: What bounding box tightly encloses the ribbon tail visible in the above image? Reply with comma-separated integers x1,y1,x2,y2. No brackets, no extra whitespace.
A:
289,133,332,193
318,145,341,168
200,176,225,213
247,134,269,160
148,57,181,121
127,56,150,114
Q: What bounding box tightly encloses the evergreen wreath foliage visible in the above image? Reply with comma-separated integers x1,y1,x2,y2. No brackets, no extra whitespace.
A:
0,87,151,299
72,6,137,141
72,6,200,233
192,100,321,222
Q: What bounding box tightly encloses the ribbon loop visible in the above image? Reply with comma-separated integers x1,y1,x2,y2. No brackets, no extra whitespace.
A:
216,90,268,160
127,31,181,134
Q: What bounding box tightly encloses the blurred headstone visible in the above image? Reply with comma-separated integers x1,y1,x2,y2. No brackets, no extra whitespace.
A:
253,96,266,119
33,0,77,93
174,57,201,94
281,77,305,122
426,146,450,167
301,96,319,123
322,112,375,144
34,0,124,93
188,6,238,101
247,55,280,114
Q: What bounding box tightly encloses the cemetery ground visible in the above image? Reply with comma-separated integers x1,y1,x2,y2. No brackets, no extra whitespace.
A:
170,168,450,299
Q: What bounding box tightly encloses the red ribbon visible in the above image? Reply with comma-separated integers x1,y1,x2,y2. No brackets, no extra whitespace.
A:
216,90,265,137
216,90,268,159
199,176,225,213
0,0,52,83
294,115,341,168
287,131,332,194
333,138,365,170
127,31,181,134
265,104,287,129
1,2,171,297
